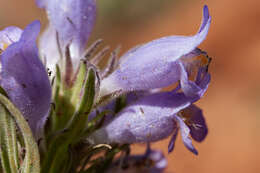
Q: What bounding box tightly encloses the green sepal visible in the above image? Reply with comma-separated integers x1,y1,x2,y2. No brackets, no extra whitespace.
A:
48,61,90,134
41,67,97,173
66,67,96,141
114,95,127,113
49,65,75,132
70,61,88,106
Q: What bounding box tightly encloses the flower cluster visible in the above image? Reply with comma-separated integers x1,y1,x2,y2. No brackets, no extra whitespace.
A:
0,0,211,172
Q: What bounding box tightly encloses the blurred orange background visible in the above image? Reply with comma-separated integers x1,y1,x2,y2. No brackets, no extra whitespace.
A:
1,0,260,172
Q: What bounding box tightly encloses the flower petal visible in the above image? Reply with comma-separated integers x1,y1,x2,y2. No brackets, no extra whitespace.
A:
39,0,96,64
179,62,210,101
38,25,61,73
100,5,211,96
35,0,47,8
0,21,52,136
174,115,198,155
0,26,22,50
184,104,208,142
167,128,178,153
148,150,167,173
90,92,191,144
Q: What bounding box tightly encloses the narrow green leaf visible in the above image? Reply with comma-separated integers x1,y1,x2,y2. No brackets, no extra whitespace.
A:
0,94,40,173
0,105,12,173
0,103,19,173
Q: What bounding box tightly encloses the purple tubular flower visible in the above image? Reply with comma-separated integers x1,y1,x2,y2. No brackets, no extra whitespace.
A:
100,5,211,96
91,92,190,144
37,0,96,64
91,94,208,155
90,62,210,154
0,21,52,136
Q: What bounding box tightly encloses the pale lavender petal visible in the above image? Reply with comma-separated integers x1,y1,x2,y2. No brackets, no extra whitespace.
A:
35,0,47,8
0,26,22,50
0,21,52,136
167,128,178,153
38,25,61,73
148,150,167,173
90,92,191,144
185,104,208,142
40,0,96,62
179,62,210,101
100,5,211,96
174,115,198,155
